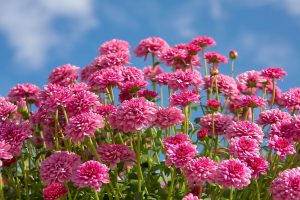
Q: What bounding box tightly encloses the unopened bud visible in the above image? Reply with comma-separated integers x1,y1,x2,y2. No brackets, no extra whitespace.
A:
229,50,238,60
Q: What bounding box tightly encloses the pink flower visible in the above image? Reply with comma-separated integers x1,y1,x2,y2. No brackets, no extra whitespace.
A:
108,97,157,133
8,83,40,103
215,158,251,189
43,183,68,200
137,89,158,101
185,157,218,185
182,193,200,200
230,95,266,109
229,136,260,159
170,90,200,107
118,91,133,103
98,39,130,55
154,72,171,85
142,65,164,81
256,108,291,126
207,100,221,111
162,133,191,151
121,66,145,82
197,129,209,140
191,35,216,48
40,151,81,185
96,104,117,118
236,70,267,88
48,64,80,86
203,74,239,97
270,167,300,200
80,64,99,82
154,107,185,129
174,43,202,55
280,88,300,111
65,112,104,144
199,113,233,135
72,160,110,191
119,79,148,92
261,67,287,80
243,156,269,179
269,121,295,141
166,142,197,168
96,52,130,68
134,37,169,58
0,97,17,122
225,121,264,143
0,141,13,167
97,144,136,169
268,134,296,160
204,52,228,64
168,69,203,91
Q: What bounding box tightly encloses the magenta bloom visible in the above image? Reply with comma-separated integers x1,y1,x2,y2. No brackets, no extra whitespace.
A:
280,88,300,111
182,193,200,200
8,83,40,103
185,157,218,185
229,136,260,159
154,72,171,86
40,151,81,185
225,121,264,143
167,69,203,91
165,142,197,168
207,99,221,111
134,37,169,58
256,108,291,126
119,79,148,92
65,112,104,143
48,64,80,86
97,144,136,169
80,64,98,82
154,107,185,129
98,39,130,55
137,89,158,101
43,183,68,200
121,66,145,82
204,52,228,64
199,113,233,135
174,43,202,55
232,95,266,109
270,167,300,200
243,156,269,179
0,97,17,122
215,158,251,189
142,65,164,81
170,89,200,107
162,133,191,151
191,35,216,48
0,141,13,167
108,97,157,133
197,128,209,140
72,160,109,191
203,74,239,97
237,70,267,88
261,67,287,80
269,120,295,141
96,104,117,118
268,134,296,160
97,52,130,68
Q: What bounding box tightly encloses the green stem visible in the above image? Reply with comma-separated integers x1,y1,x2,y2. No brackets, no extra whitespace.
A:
94,190,100,200
270,78,275,109
184,106,189,134
134,132,144,193
54,109,60,150
198,184,203,199
210,112,215,158
0,172,4,200
229,187,234,200
254,179,261,200
202,49,208,76
251,107,255,123
109,85,115,105
167,167,176,200
231,60,235,78
114,170,120,200
88,137,101,161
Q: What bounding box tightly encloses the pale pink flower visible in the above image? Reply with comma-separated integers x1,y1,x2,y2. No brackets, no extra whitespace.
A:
229,136,260,159
98,39,130,55
203,74,239,97
8,83,40,103
270,167,300,200
168,69,203,91
268,134,296,160
40,151,81,185
166,142,197,168
162,133,191,151
43,183,68,200
170,90,200,107
204,52,228,64
142,65,163,81
191,36,216,48
154,72,171,85
108,97,157,133
154,107,185,129
280,88,300,111
0,97,17,122
134,37,169,58
48,64,80,86
236,70,267,88
256,108,291,126
243,156,269,179
0,141,13,167
97,144,136,169
199,113,233,135
215,158,251,189
182,193,200,200
261,67,287,80
72,160,110,191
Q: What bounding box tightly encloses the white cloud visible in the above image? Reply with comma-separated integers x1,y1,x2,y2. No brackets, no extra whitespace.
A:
210,0,224,21
0,0,97,70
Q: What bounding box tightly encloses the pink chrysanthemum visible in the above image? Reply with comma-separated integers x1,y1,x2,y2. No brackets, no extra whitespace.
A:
185,157,218,185
96,104,117,118
48,64,80,86
72,160,110,191
80,64,99,82
166,142,197,168
197,129,209,140
95,52,130,68
134,37,169,58
65,112,104,143
0,121,32,156
108,97,157,133
204,52,228,64
137,89,158,101
191,35,216,48
97,144,136,169
269,120,295,141
229,136,260,159
118,91,133,103
270,167,300,200
236,70,267,88
182,193,200,200
243,156,269,179
291,115,300,142
40,151,81,185
215,158,251,189
170,90,200,107
98,39,130,55
162,133,191,151
174,43,202,55
207,100,221,111
43,183,68,200
203,74,239,97
167,69,203,91
225,121,264,143
280,88,300,111
120,66,145,83
154,72,171,85
0,97,17,122
199,113,233,135
268,134,296,160
261,67,287,80
154,107,185,129
119,79,148,92
230,95,266,109
8,83,40,103
0,141,13,167
256,108,291,126
142,65,164,81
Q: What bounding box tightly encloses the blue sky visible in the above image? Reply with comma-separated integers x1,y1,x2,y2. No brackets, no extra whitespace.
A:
0,0,300,96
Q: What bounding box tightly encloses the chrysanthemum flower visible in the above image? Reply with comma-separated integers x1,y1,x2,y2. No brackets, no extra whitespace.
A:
98,39,130,55
8,83,40,103
199,113,233,135
96,104,117,118
162,133,191,151
268,134,296,160
230,95,266,109
80,64,99,82
43,183,68,200
120,66,145,82
97,144,136,169
243,156,269,179
256,108,291,126
229,136,260,159
154,72,171,85
191,35,216,48
96,52,130,68
134,37,169,58
215,158,251,189
137,89,158,101
142,65,164,81
40,151,81,185
182,193,200,200
207,99,221,111
0,97,17,122
203,74,239,97
108,97,157,133
0,141,13,167
72,160,110,191
119,79,148,92
167,69,203,91
170,90,200,107
154,107,185,129
48,64,80,86
174,43,202,55
204,52,228,64
280,88,300,111
236,70,266,88
270,167,300,200
261,67,287,80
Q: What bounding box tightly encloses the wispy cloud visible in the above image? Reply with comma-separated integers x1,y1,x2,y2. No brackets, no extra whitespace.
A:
0,0,97,70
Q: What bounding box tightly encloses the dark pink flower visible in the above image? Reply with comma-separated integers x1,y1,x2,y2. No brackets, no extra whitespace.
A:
96,52,130,68
215,158,251,189
154,107,185,129
167,69,203,91
162,133,191,151
40,151,81,185
97,144,136,169
96,104,117,118
170,90,200,107
119,79,148,93
182,193,200,200
203,74,239,97
207,100,221,111
154,72,171,85
80,64,99,82
270,167,300,200
243,156,269,179
134,37,169,58
191,36,216,48
142,65,164,81
0,97,17,122
137,89,158,101
43,183,68,200
197,129,209,140
199,113,233,135
0,141,13,167
72,160,110,191
118,91,133,103
256,108,291,126
174,43,202,55
166,142,197,168
204,52,228,64
280,88,300,111
121,66,145,82
8,83,40,103
261,67,287,80
229,136,260,159
98,39,130,55
269,120,295,141
48,64,80,86
268,134,296,160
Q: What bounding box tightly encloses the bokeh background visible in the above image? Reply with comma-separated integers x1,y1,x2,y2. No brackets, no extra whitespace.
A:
0,0,299,95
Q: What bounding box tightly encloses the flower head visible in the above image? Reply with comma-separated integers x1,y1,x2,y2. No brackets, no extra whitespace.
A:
0,97,17,122
261,67,287,80
256,108,291,126
191,36,216,48
95,52,130,68
48,64,80,86
199,113,233,135
268,134,296,160
237,70,266,88
43,183,68,200
8,83,40,103
170,90,200,107
134,37,169,58
243,156,269,179
98,39,130,55
207,100,221,111
182,193,200,200
203,74,239,97
162,133,191,151
142,65,164,81
168,69,203,91
229,136,260,159
280,88,300,111
204,52,228,64
154,72,171,85
229,50,238,60
154,107,185,129
166,142,197,168
96,104,117,118
137,89,158,101
0,141,13,167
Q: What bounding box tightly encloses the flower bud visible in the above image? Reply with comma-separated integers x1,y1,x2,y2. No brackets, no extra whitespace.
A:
210,67,219,76
229,50,238,60
197,128,209,140
207,99,221,112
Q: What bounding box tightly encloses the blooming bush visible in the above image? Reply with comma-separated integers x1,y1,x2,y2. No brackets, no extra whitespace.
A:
0,36,299,200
